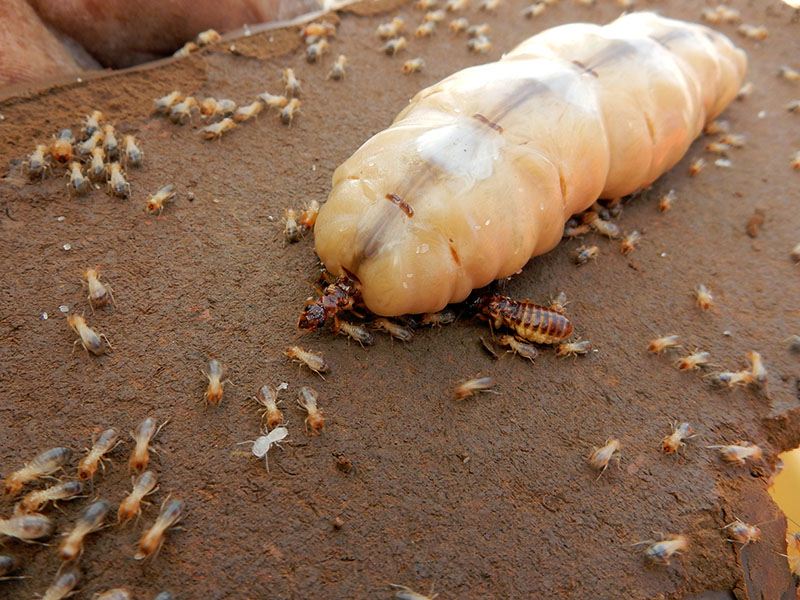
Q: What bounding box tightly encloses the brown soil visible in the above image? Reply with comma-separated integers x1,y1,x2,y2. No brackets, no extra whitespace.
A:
1,0,799,598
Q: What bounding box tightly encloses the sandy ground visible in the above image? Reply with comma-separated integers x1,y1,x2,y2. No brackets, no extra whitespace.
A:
1,0,799,598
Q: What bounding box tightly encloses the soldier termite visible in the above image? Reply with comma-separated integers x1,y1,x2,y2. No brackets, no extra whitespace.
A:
68,314,111,355
78,427,119,479
297,386,325,434
95,589,133,600
472,292,573,344
282,68,301,96
688,157,706,176
82,267,114,310
621,231,641,254
587,438,621,479
253,385,283,428
467,35,492,53
107,162,130,199
4,447,73,495
373,318,414,342
449,17,469,32
497,335,537,361
746,351,767,388
129,417,167,471
40,569,79,600
453,376,495,400
0,514,54,540
281,98,301,126
58,500,110,562
102,124,119,160
76,130,103,157
67,162,89,196
659,189,676,212
154,91,183,113
662,422,693,453
694,284,713,310
332,319,374,346
383,37,408,56
51,129,75,165
16,480,83,514
328,55,348,80
420,309,456,327
89,147,106,182
574,245,599,265
306,39,329,63
522,3,546,18
377,17,405,38
200,98,236,117
639,534,689,565
648,335,680,353
299,200,320,233
556,340,593,357
234,101,263,123
146,184,176,215
123,135,143,167
403,58,425,74
724,519,761,545
286,345,329,377
706,441,763,465
240,427,288,471
388,583,438,600
169,97,198,123
202,117,236,140
135,498,185,560
285,208,301,242
676,350,712,371
415,22,437,37
196,29,220,46
28,144,49,179
203,359,226,405
118,470,158,522
83,110,104,137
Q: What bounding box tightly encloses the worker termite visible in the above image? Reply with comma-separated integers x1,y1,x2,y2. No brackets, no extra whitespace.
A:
328,55,348,80
123,135,143,167
66,162,89,196
280,98,301,126
154,91,183,113
694,284,713,310
497,335,538,361
377,17,405,38
701,5,740,23
286,345,329,377
724,519,761,545
420,309,456,327
706,141,730,154
746,351,767,388
736,81,754,100
467,35,492,53
659,189,676,212
620,231,641,254
563,223,590,237
403,58,425,74
82,266,114,309
737,24,768,40
332,319,374,346
200,98,236,117
40,569,79,600
707,441,763,465
146,184,176,215
688,157,706,176
648,335,680,353
787,99,800,113
83,110,104,137
89,147,106,181
424,9,446,22
300,21,336,38
676,350,712,371
306,39,330,63
556,340,593,357
389,583,438,600
522,3,545,18
466,23,490,37
78,427,119,480
640,534,689,565
284,208,301,242
95,589,133,600
449,17,469,32
232,101,262,123
585,214,620,239
282,68,301,96
453,376,495,401
16,480,83,514
135,498,185,560
446,0,468,9
203,359,227,405
253,385,283,428
169,97,198,124
196,28,220,46
299,200,320,232
129,417,167,471
0,514,54,540
58,500,109,562
76,130,103,157
719,133,745,148
550,291,568,314
240,427,288,471
4,447,72,496
373,317,414,342
662,422,693,453
202,117,236,140
107,162,130,199
51,129,74,165
472,291,573,344
415,22,437,37
587,438,621,479
68,314,111,356
258,92,288,110
416,0,437,9
708,370,753,388
574,245,599,265
173,41,198,57
102,124,119,160
383,37,408,56
118,470,158,522
28,143,49,179
479,0,502,10
704,119,730,135
297,386,325,434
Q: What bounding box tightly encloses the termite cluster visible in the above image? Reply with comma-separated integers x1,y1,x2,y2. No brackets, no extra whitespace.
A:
1,417,180,597
562,198,638,266
173,28,221,57
22,111,143,201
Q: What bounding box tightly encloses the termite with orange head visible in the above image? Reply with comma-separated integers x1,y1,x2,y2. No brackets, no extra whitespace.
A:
403,58,426,74
281,98,301,126
129,416,168,471
16,480,83,514
118,470,158,522
58,500,110,562
300,21,336,39
0,514,54,541
587,438,620,479
415,21,437,38
694,284,713,310
658,189,676,212
467,34,492,53
300,200,320,233
689,157,706,176
200,98,236,117
642,534,689,565
82,266,114,310
792,151,800,170
297,386,325,434
416,0,437,9
203,359,226,405
781,66,800,82
68,314,111,355
282,68,301,96
66,162,88,197
737,24,768,40
424,9,446,22
4,447,72,496
107,162,130,199
234,101,263,123
146,184,176,215
154,91,183,113
202,117,236,140
446,0,468,10
51,129,75,166
135,498,185,560
332,319,374,346
647,335,680,353
453,376,495,401
196,28,220,46
724,518,761,545
662,422,693,453
449,17,469,32
707,441,763,465
676,350,712,371
169,97,198,124
621,231,641,254
286,345,329,377
78,427,119,480
556,340,593,358
253,384,283,428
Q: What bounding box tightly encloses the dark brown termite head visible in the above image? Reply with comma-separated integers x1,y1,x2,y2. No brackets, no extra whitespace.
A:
297,269,362,331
